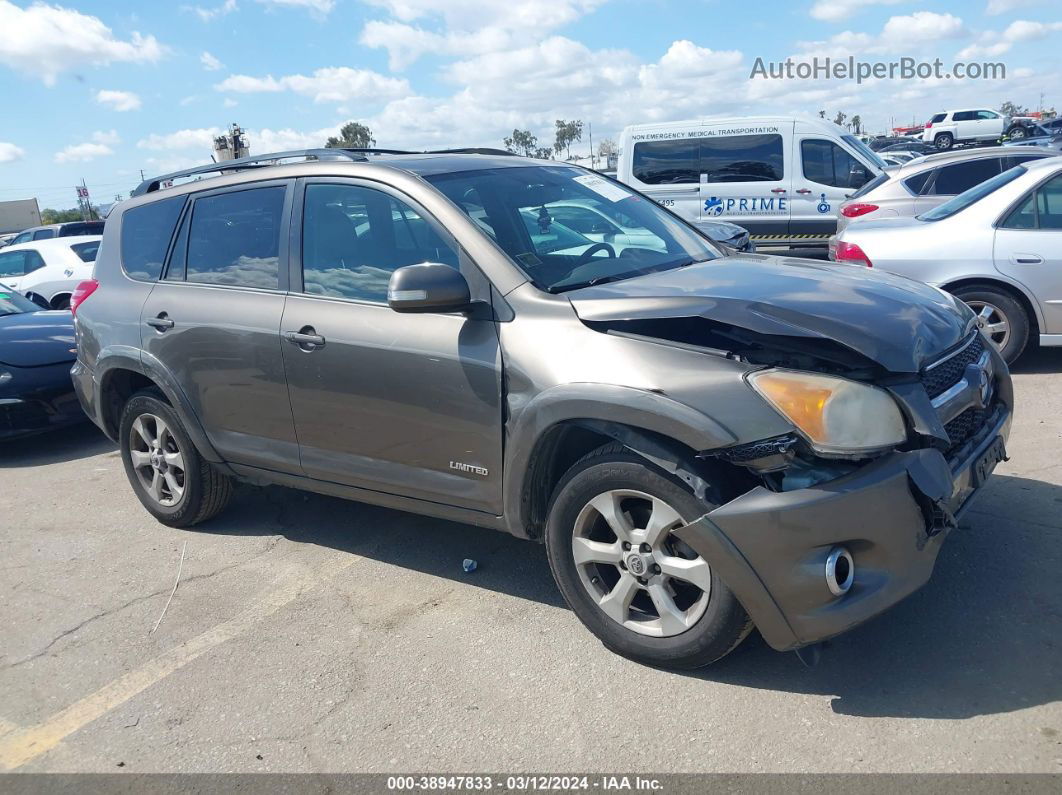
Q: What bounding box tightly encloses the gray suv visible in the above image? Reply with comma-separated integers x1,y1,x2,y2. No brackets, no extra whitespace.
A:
71,149,1013,668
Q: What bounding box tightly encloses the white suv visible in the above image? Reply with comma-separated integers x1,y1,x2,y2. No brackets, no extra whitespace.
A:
922,109,1022,150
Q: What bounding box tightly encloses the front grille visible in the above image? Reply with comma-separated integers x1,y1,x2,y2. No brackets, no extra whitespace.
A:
922,334,985,400
943,405,988,455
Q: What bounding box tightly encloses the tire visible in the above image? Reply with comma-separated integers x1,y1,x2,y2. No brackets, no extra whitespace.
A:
51,294,71,310
1005,124,1026,140
545,443,752,669
119,389,233,527
934,133,954,150
950,285,1029,364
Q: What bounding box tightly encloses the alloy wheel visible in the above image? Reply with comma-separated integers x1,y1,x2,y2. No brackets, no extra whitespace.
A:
967,300,1011,352
129,413,186,507
571,489,711,638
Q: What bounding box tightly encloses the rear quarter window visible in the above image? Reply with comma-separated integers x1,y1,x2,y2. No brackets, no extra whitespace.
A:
903,171,932,195
930,113,947,123
70,241,100,262
120,196,186,281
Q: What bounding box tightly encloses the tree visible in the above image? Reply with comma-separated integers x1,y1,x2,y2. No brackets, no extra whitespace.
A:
325,122,375,149
833,111,847,127
850,114,862,134
533,146,553,160
503,128,541,157
999,101,1030,118
40,208,85,224
553,119,583,160
597,137,617,158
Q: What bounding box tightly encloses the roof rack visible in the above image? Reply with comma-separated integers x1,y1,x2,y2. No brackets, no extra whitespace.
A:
132,146,519,196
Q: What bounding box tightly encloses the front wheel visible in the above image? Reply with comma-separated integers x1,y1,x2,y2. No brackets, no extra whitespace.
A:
545,445,752,669
1006,125,1027,140
951,285,1029,364
119,389,233,527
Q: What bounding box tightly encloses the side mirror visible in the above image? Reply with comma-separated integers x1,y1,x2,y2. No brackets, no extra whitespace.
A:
387,262,471,314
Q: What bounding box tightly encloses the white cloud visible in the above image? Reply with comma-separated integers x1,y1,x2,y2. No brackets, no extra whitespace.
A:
256,0,334,14
95,89,141,111
200,51,223,70
137,127,223,151
810,0,905,23
187,0,237,22
55,131,120,163
0,141,25,163
0,1,164,85
985,0,1041,15
359,0,608,69
797,11,967,57
215,67,409,103
957,19,1062,58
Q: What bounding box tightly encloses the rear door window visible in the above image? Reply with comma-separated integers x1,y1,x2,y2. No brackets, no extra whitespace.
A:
952,111,975,122
70,241,100,262
32,229,55,241
186,187,286,289
929,158,1002,195
631,139,699,185
121,196,186,281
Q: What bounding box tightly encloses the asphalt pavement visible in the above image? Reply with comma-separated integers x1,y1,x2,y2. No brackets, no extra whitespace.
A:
1,349,1060,774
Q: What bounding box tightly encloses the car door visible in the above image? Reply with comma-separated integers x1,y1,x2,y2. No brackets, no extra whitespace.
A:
994,170,1062,336
0,249,45,293
698,129,791,241
139,180,301,473
974,110,1003,140
280,178,504,514
792,137,868,240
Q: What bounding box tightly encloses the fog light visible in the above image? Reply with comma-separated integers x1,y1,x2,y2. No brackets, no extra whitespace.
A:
825,546,854,596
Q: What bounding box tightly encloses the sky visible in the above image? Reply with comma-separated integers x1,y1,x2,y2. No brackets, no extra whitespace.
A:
0,0,1060,210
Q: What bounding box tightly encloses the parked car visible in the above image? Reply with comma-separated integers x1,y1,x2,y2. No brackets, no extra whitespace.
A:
0,286,83,440
5,220,104,247
876,142,937,157
835,146,1053,235
921,109,1026,150
73,148,1011,669
0,233,16,249
831,156,1062,363
617,117,885,248
0,236,101,309
868,136,922,152
1002,124,1062,152
1007,117,1062,141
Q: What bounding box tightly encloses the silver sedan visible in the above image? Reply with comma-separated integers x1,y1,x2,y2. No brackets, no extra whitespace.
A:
830,155,1062,363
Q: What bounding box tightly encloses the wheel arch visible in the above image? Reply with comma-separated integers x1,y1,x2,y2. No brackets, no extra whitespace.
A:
502,384,755,541
940,275,1042,337
96,352,225,464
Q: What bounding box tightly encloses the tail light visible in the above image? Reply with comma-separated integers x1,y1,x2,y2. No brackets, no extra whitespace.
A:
70,279,99,316
925,122,933,129
841,203,879,218
833,241,873,268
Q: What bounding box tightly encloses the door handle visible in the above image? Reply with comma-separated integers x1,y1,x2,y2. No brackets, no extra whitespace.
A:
1012,254,1044,265
284,327,326,351
771,188,787,194
146,314,174,332
795,189,813,195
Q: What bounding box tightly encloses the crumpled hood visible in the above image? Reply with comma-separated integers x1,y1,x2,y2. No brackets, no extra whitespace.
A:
0,311,76,367
567,255,975,373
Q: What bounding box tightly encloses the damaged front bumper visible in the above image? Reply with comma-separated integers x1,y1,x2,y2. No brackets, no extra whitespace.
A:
675,407,1011,652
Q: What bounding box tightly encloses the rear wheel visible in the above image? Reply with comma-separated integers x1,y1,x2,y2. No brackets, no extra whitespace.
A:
934,132,954,150
119,390,233,527
545,445,752,669
951,285,1029,364
1005,124,1027,140
51,294,71,310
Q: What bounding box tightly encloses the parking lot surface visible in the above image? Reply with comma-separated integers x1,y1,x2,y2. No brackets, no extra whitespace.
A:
1,350,1060,774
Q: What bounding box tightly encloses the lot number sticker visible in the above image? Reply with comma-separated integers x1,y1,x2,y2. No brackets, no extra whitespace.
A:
573,174,631,203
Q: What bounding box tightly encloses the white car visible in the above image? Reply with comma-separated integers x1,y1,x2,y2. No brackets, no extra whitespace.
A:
0,236,100,309
830,156,1062,363
922,108,1024,151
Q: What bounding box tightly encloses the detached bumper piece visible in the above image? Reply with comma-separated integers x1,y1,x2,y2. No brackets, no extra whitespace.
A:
675,411,1010,652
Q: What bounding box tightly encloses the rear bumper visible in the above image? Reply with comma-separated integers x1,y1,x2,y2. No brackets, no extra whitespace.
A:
71,358,107,437
676,409,1011,651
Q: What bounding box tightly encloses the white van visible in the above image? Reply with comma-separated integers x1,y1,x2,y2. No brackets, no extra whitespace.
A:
617,117,886,248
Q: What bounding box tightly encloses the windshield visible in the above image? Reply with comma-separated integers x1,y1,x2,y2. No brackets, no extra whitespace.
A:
0,288,39,317
425,165,720,293
842,134,887,170
918,165,1027,222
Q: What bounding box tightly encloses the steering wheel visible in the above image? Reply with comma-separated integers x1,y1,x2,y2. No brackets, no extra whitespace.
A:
574,242,616,267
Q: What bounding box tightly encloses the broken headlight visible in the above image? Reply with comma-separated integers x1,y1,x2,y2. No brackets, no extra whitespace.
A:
747,369,906,456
